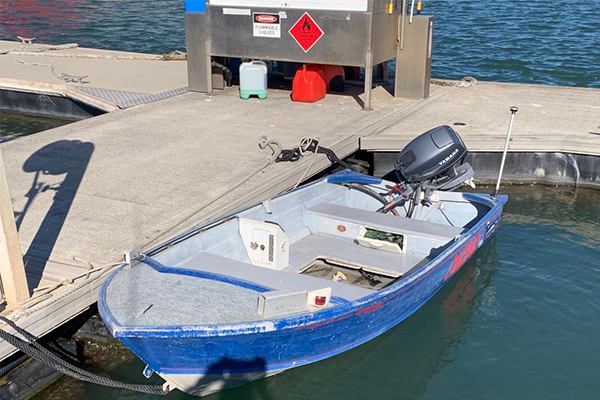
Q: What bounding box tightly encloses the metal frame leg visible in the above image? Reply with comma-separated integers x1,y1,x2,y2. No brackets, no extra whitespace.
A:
185,13,212,93
394,15,433,99
364,50,374,111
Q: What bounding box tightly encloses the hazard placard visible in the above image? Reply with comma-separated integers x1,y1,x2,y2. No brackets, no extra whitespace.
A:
289,12,323,53
253,13,281,38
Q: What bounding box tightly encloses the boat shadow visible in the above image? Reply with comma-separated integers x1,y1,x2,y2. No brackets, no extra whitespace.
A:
189,357,274,400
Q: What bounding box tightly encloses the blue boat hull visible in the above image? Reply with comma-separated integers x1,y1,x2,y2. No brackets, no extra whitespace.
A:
99,192,506,396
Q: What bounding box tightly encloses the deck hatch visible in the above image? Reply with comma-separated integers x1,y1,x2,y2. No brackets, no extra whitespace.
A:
300,258,396,290
357,226,406,254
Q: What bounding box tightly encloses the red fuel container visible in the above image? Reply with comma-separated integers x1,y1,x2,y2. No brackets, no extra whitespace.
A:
292,64,326,103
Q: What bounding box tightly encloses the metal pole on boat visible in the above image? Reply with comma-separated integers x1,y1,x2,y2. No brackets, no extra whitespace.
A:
493,106,518,199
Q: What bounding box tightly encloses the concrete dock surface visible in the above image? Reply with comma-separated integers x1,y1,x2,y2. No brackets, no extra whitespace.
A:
362,82,600,155
1,56,599,361
1,85,422,269
0,40,188,111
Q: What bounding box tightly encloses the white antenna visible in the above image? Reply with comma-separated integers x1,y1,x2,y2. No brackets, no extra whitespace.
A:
493,106,518,199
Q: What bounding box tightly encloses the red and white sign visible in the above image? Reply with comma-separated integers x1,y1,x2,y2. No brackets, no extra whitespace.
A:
255,15,277,23
289,12,324,53
253,12,281,38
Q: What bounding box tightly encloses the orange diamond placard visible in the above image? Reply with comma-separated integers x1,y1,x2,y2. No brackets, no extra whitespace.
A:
289,12,324,53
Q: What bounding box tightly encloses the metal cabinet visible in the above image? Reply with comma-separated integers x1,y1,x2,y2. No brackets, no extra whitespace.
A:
185,0,433,109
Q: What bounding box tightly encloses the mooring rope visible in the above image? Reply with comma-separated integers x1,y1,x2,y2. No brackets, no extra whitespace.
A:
431,76,477,87
142,136,351,246
4,51,188,60
2,46,187,61
0,315,170,394
0,43,78,55
292,137,320,189
15,59,89,83
0,354,28,377
0,38,187,60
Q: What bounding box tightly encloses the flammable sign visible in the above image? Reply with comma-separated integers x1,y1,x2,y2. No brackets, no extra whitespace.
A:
289,12,324,53
253,13,281,38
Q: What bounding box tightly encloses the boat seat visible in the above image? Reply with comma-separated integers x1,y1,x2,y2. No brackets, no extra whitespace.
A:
287,234,427,277
176,252,375,302
305,203,465,240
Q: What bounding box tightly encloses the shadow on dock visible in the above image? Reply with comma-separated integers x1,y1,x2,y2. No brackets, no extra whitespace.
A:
16,139,94,291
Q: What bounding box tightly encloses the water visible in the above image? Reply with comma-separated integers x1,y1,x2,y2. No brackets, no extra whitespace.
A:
0,111,73,143
1,0,599,87
33,184,600,399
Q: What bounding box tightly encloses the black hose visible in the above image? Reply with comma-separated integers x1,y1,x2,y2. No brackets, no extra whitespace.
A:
407,184,422,218
343,183,400,216
211,60,233,86
276,140,353,170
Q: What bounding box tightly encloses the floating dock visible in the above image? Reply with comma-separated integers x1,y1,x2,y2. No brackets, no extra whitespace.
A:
1,43,599,364
0,40,188,118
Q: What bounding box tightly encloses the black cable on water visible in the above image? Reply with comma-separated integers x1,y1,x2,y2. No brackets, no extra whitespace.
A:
0,316,168,395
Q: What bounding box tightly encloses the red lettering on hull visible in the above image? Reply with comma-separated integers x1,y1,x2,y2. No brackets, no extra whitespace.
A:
355,302,384,316
444,233,481,281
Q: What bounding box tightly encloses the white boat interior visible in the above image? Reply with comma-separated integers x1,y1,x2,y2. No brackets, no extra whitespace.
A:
105,179,490,328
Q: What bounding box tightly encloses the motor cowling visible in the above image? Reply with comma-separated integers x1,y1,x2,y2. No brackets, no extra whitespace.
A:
395,125,468,184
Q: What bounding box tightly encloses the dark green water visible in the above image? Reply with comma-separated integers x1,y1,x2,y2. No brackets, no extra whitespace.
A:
0,112,73,143
35,184,600,400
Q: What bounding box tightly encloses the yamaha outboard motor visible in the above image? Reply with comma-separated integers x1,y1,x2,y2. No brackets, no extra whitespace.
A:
334,125,474,216
389,126,474,216
395,125,473,191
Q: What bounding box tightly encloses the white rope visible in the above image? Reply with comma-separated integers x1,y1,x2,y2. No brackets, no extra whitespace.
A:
1,40,185,60
5,261,123,321
293,137,320,189
15,58,88,83
0,43,78,55
143,136,320,246
4,51,185,61
431,76,477,87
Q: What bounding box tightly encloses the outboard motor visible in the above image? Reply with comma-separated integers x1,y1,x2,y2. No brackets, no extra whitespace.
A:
335,126,474,217
394,125,474,191
388,126,474,217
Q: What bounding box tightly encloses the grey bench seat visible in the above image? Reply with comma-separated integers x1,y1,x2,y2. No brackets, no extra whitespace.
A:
287,234,426,277
178,252,374,302
305,203,465,240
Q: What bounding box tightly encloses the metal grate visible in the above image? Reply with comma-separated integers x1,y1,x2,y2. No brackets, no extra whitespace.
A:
74,86,188,108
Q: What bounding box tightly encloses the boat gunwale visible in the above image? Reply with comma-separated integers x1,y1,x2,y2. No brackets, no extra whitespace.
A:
98,180,507,339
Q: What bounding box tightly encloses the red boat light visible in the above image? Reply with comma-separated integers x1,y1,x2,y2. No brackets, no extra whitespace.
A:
315,296,327,306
